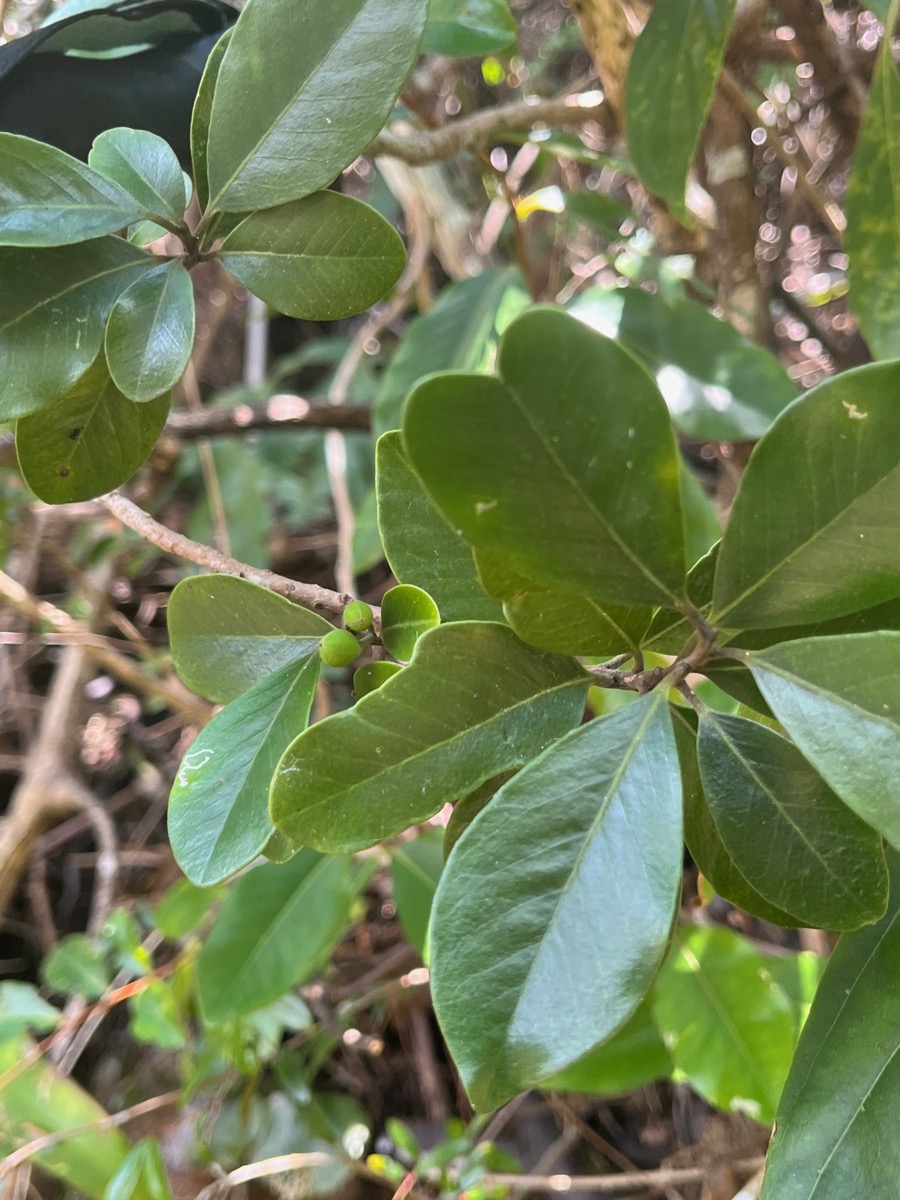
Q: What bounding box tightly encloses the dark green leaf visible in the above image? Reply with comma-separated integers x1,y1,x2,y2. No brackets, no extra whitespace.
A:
443,772,514,859
167,574,332,704
105,261,195,402
218,193,406,320
424,0,517,56
431,692,682,1110
698,712,888,930
270,622,589,855
391,829,445,961
380,584,440,661
626,0,736,222
205,0,428,212
538,1002,672,1096
89,128,186,225
197,852,356,1023
712,362,900,629
15,353,169,503
403,308,687,610
760,853,900,1200
169,656,320,887
0,237,150,421
191,28,232,214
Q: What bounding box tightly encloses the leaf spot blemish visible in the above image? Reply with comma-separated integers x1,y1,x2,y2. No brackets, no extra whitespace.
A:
177,747,215,787
57,467,70,477
842,401,868,419
475,500,498,516
68,428,82,441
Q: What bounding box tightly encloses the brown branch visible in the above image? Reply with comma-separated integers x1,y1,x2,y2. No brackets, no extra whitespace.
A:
484,1159,765,1195
101,491,353,616
166,397,370,437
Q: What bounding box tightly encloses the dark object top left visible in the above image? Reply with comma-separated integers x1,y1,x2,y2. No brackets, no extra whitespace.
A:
0,0,236,166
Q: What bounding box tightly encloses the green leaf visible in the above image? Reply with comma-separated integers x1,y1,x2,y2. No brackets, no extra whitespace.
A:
538,1002,672,1096
766,951,823,1035
104,1139,173,1200
711,362,900,629
424,0,517,56
197,852,356,1023
625,0,736,222
653,926,795,1124
760,852,900,1199
0,237,150,421
167,574,332,704
443,772,514,859
431,692,683,1110
391,829,445,961
154,878,222,940
698,712,888,930
270,622,589,854
374,267,528,439
89,128,186,225
846,25,900,359
353,660,404,697
104,261,195,402
380,584,440,661
571,287,795,441
680,459,721,567
747,632,900,850
191,28,232,214
205,0,428,212
218,193,406,321
0,133,142,246
128,985,185,1052
403,307,687,610
375,432,503,622
169,656,320,887
15,353,169,504
0,982,60,1041
42,934,110,999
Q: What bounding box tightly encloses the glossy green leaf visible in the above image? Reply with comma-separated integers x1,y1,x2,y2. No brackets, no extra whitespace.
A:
374,267,528,439
748,632,900,850
391,829,444,962
42,934,110,999
424,0,517,56
197,852,356,1023
403,308,687,610
431,692,683,1110
169,656,320,887
712,362,900,629
105,260,195,402
698,712,887,930
760,853,900,1199
104,1139,173,1200
270,622,589,854
205,0,428,212
353,660,404,697
375,432,503,622
846,24,900,359
571,287,795,441
0,133,142,246
167,574,332,704
15,353,170,504
626,0,736,222
653,925,795,1124
380,584,440,661
443,772,514,859
89,128,186,224
191,28,232,214
219,193,406,321
680,460,721,566
0,982,60,1041
538,1002,672,1096
0,237,150,421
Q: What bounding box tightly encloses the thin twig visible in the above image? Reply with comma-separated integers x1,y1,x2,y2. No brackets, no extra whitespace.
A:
484,1159,765,1195
166,398,370,438
194,1154,337,1200
180,359,231,556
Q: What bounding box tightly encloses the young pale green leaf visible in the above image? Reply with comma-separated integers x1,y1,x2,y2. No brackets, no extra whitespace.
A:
0,982,60,1041
845,26,900,359
270,622,589,855
374,267,528,438
571,287,795,441
376,433,503,622
431,692,683,1110
760,853,900,1200
89,128,187,224
353,660,404,698
538,1002,672,1096
197,852,356,1024
218,193,406,321
205,0,427,212
747,632,900,850
653,926,795,1124
391,828,444,962
169,656,320,887
0,238,150,421
625,0,736,222
423,0,517,56
42,934,110,999
712,362,900,629
380,584,440,661
15,354,170,504
0,133,143,246
698,712,888,930
191,28,232,214
167,574,332,704
105,261,195,402
403,308,687,610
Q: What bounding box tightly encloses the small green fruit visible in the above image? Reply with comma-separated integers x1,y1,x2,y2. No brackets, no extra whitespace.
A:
319,628,361,668
343,600,374,633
